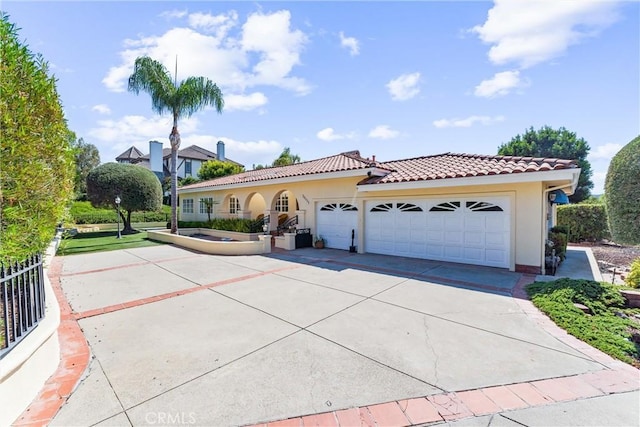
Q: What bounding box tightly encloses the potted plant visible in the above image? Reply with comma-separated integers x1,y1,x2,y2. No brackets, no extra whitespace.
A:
314,235,325,249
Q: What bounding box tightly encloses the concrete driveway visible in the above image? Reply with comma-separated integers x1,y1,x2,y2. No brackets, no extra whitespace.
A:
46,245,638,426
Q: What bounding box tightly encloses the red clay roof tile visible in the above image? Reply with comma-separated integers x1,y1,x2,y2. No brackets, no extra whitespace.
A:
180,151,577,190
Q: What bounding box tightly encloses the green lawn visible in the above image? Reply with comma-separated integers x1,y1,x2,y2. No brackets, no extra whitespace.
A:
58,230,164,255
526,278,640,368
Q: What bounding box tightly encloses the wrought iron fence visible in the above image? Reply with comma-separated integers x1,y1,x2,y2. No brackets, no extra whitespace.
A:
0,254,45,357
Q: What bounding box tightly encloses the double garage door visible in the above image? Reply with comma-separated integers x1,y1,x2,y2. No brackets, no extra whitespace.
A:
317,197,511,268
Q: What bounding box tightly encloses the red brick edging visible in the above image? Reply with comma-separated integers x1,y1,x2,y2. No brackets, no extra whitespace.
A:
13,257,90,427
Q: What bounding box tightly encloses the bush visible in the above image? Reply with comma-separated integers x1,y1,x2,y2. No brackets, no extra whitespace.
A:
0,14,75,262
557,204,610,242
177,218,263,233
626,258,640,288
605,135,640,245
548,231,568,260
526,279,638,365
69,201,168,224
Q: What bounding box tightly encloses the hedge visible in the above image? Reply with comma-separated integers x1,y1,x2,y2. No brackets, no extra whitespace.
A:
557,204,610,243
605,135,640,245
1,15,75,262
177,218,263,233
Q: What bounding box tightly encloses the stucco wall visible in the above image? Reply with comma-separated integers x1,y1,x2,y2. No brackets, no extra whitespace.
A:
179,176,547,271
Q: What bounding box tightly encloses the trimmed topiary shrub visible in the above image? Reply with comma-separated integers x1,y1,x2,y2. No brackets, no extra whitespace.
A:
0,14,75,262
87,163,162,234
605,135,640,245
557,204,610,242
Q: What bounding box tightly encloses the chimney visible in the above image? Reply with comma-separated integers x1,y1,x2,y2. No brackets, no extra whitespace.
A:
149,140,163,174
217,140,225,162
372,155,376,162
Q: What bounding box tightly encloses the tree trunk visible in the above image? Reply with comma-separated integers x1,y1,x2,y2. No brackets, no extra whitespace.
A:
169,122,181,234
121,209,135,234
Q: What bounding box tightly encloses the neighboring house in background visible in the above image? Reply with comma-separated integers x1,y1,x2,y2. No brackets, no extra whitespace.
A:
178,150,580,275
115,140,243,181
115,146,144,164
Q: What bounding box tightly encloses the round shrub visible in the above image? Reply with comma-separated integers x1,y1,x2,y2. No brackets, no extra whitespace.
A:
605,135,640,245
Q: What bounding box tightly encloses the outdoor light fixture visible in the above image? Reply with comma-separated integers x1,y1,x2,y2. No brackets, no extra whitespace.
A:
262,224,268,235
115,196,122,239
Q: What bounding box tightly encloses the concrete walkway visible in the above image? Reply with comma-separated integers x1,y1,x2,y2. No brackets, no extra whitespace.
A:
14,246,639,426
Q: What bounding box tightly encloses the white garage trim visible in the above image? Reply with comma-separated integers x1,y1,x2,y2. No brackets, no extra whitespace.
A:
316,203,358,250
364,197,511,268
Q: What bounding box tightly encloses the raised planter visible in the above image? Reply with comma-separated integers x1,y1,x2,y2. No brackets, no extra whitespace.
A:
620,289,640,308
147,228,269,255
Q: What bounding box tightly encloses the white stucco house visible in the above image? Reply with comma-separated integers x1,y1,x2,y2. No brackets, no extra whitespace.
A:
178,150,580,274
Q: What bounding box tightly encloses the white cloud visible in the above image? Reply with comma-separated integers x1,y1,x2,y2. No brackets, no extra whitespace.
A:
87,114,200,159
91,104,111,115
159,10,188,20
187,134,283,166
471,0,621,68
386,72,421,101
339,31,360,56
103,9,310,96
589,143,623,161
224,92,268,111
368,125,399,140
592,171,607,195
188,10,238,38
316,127,356,142
433,115,505,128
474,70,528,98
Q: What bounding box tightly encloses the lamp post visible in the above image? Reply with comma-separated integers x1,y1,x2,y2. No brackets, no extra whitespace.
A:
115,196,122,239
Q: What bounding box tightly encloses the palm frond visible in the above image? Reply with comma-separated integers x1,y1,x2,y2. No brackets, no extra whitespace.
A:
176,77,224,117
127,56,176,116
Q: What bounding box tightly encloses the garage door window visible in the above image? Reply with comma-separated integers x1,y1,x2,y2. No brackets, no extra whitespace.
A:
429,201,460,212
466,201,503,212
320,203,357,212
370,203,423,212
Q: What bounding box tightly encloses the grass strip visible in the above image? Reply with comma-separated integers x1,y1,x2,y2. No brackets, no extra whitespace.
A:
58,231,164,255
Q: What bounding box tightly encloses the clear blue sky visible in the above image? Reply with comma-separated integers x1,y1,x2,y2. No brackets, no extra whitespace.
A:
3,1,639,193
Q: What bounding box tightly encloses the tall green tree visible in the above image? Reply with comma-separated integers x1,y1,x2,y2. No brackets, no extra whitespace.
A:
86,163,162,234
128,56,224,234
0,13,75,262
272,147,301,167
71,135,101,199
605,135,640,245
498,126,593,203
198,160,244,181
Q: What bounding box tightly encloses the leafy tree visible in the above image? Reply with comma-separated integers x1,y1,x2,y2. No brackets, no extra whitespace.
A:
0,14,75,262
498,126,593,203
128,56,224,234
178,176,199,187
86,163,162,234
605,135,640,245
72,135,101,199
198,160,244,181
272,147,301,167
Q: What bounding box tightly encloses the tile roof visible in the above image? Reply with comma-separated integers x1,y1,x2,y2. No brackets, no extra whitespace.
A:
115,146,144,161
360,153,578,185
181,150,378,190
180,151,578,191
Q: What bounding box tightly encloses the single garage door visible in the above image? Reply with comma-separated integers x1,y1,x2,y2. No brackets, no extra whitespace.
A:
316,203,358,250
365,197,510,268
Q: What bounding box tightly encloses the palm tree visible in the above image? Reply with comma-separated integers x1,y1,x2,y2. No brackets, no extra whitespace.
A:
272,147,301,167
128,56,224,234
